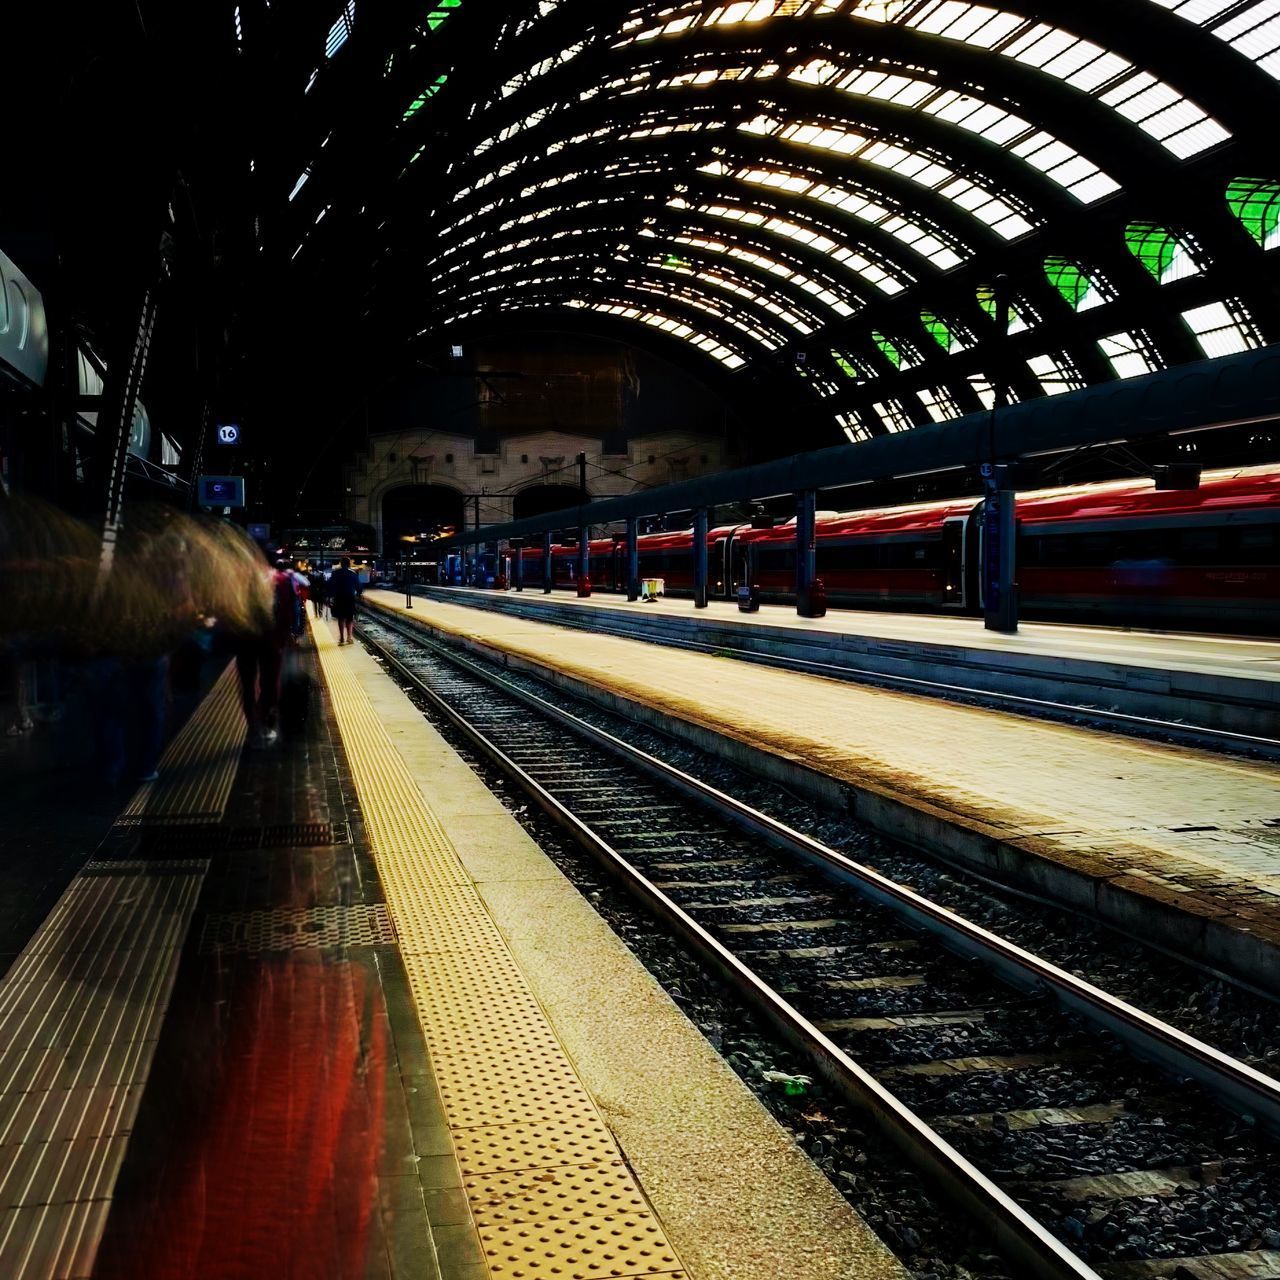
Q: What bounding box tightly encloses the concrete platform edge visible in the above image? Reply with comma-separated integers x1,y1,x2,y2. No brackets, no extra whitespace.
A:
413,587,1280,738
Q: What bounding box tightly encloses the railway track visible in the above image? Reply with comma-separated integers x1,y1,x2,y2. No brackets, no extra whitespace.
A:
358,608,1280,1280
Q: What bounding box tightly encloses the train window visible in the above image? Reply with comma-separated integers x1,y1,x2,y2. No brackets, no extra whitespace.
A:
1239,527,1278,563
1178,529,1221,563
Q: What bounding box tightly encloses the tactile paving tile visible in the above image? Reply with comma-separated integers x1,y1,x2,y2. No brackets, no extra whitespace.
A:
198,904,397,953
479,1214,684,1280
431,1050,602,1130
311,616,690,1279
466,1162,647,1228
452,1118,618,1178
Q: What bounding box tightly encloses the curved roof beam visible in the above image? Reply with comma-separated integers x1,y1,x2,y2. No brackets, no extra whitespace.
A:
437,201,854,330
436,221,831,344
442,249,803,357
608,2,1242,157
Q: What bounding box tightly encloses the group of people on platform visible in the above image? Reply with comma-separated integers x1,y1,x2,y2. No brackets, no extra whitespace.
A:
0,493,364,782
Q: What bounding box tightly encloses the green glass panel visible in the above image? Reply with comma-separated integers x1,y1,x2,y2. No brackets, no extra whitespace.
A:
831,350,859,379
1124,222,1178,282
871,330,901,369
1226,178,1280,248
663,254,691,269
921,310,952,352
1044,256,1094,311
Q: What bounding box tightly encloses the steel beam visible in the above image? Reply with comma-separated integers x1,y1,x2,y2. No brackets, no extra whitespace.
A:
693,508,709,609
455,348,1280,550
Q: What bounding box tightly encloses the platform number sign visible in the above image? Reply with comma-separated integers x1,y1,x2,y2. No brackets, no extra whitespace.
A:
216,423,241,446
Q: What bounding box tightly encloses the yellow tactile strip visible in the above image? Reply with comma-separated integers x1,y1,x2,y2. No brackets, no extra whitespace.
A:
311,617,689,1280
121,660,244,823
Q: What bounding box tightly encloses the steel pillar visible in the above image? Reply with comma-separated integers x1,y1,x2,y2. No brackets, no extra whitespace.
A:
794,489,817,615
514,544,524,591
626,516,640,601
542,530,553,593
983,275,1018,633
693,508,709,608
577,525,590,584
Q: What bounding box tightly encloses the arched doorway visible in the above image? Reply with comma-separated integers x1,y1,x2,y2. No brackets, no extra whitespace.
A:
381,484,466,557
513,484,584,520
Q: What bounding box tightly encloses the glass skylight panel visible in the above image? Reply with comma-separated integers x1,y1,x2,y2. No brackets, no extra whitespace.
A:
1098,331,1160,379
652,255,824,332
1044,257,1109,312
790,61,1120,203
748,116,1034,238
872,399,914,431
1226,178,1280,248
288,168,311,202
1124,222,1202,282
730,167,965,268
918,386,961,423
667,232,858,316
692,200,908,293
1027,352,1081,395
1154,0,1280,80
1181,300,1262,356
426,0,461,32
325,0,355,59
837,411,872,443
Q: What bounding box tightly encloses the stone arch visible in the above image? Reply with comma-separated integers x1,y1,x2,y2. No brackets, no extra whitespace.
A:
512,483,585,521
378,483,468,555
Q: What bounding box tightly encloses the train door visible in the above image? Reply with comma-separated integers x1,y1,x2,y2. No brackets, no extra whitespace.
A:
940,516,968,607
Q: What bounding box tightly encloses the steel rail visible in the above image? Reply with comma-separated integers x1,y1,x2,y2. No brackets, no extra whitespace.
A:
367,605,1280,1127
357,613,1106,1280
409,586,1280,759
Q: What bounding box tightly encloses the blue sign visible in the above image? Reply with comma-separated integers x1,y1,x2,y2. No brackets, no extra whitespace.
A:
216,423,241,446
198,475,246,508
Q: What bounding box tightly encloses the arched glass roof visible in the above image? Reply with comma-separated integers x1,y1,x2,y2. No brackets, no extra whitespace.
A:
284,0,1280,442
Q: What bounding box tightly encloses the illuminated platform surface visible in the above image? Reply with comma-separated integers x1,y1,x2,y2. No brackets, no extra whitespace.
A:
428,585,1280,687
0,621,903,1280
365,591,1280,988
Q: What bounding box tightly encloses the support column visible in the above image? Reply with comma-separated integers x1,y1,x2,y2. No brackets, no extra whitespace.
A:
514,542,524,591
693,507,709,609
981,474,1019,633
543,530,553,594
983,273,1018,633
577,523,590,592
472,493,481,586
794,489,817,616
626,516,640,601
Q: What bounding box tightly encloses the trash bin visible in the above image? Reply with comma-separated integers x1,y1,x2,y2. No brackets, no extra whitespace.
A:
737,583,761,613
577,576,592,598
798,577,828,618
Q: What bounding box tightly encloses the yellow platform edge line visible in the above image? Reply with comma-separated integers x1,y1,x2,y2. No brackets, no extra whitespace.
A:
309,615,691,1280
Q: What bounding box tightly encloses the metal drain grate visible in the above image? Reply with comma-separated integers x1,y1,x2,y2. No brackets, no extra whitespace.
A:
199,904,396,953
128,821,349,857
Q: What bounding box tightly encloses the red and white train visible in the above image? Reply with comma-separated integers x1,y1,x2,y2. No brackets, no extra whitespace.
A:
500,467,1279,630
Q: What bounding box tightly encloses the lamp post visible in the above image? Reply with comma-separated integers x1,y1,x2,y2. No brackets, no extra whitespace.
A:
402,535,415,610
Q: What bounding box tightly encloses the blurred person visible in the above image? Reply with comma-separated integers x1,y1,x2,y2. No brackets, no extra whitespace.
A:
329,556,360,645
234,554,302,747
309,566,328,618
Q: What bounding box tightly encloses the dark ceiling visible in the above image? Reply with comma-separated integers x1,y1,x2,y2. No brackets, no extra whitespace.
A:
10,0,1280,481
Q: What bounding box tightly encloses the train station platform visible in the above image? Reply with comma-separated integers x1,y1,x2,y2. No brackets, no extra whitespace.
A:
409,585,1280,740
0,619,904,1279
362,590,1280,997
